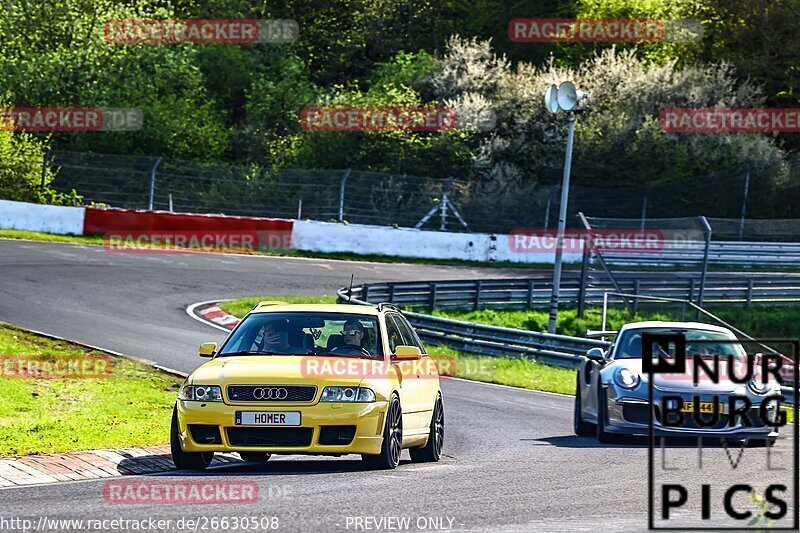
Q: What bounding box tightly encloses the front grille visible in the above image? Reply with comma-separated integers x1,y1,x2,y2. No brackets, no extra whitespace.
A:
227,385,316,403
622,404,650,425
318,425,356,445
227,427,313,447
189,424,221,444
655,407,729,430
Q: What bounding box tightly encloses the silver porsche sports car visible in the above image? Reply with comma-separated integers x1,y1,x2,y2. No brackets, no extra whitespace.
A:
574,321,782,444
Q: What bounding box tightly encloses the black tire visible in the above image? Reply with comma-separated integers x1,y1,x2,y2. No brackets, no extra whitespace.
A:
574,374,595,437
596,386,617,444
362,394,402,470
410,394,444,463
170,406,214,471
239,452,272,463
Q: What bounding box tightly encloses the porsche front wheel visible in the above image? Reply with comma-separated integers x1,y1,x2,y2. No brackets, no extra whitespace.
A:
573,374,595,437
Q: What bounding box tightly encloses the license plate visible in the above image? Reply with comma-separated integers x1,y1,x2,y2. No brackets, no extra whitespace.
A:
680,402,723,414
235,411,301,426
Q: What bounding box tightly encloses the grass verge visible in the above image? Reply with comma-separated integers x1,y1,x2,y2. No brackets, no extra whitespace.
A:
218,295,577,395
430,305,800,340
0,324,181,457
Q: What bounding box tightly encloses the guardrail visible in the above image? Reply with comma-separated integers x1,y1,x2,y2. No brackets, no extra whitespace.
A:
597,240,800,269
336,286,796,405
351,274,800,312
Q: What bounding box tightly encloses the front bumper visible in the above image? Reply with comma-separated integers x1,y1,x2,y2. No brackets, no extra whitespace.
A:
604,390,780,439
176,399,388,455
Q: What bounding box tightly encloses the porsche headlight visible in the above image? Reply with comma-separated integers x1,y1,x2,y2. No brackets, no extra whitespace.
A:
180,385,223,402
320,386,376,402
614,368,640,389
748,377,770,395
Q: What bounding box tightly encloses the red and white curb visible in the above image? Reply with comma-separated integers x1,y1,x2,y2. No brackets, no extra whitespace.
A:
186,299,241,331
0,446,244,488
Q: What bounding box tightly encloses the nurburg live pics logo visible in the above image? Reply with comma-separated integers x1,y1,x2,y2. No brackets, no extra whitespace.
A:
644,332,799,530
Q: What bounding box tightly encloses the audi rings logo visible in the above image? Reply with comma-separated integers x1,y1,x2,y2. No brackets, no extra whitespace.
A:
253,387,288,400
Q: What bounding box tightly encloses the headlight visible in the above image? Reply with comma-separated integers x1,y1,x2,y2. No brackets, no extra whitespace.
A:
614,368,640,389
748,377,770,395
180,385,223,402
320,386,376,403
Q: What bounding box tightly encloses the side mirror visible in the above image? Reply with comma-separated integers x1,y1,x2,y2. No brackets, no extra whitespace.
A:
585,347,606,363
199,342,217,358
395,345,422,360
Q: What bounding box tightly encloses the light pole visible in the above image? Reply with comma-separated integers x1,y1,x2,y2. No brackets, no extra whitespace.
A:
544,82,588,334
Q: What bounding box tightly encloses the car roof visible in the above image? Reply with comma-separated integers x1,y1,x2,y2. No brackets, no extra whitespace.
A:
250,303,380,316
618,320,735,335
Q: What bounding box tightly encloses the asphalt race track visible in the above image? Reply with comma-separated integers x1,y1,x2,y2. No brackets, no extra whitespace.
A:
0,239,796,532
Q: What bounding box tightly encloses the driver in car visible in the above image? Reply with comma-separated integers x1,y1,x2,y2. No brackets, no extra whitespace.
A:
342,319,366,349
260,318,292,353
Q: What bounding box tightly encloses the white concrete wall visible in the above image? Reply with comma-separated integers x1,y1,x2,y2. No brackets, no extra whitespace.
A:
292,220,583,264
0,199,85,235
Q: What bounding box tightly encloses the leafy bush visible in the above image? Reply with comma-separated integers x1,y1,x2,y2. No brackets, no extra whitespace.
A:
428,37,786,192
0,129,52,203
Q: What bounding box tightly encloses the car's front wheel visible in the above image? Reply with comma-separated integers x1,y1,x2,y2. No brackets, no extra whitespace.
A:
170,406,214,471
573,374,595,437
596,386,617,444
410,393,444,463
362,394,402,470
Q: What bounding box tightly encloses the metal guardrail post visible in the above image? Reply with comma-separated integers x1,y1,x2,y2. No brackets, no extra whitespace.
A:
577,241,590,317
633,279,640,315
429,282,437,310
746,279,753,309
361,285,369,303
527,280,534,308
543,185,557,229
578,212,634,316
388,284,395,303
40,148,53,192
697,216,713,314
148,157,163,211
474,281,482,311
338,169,351,222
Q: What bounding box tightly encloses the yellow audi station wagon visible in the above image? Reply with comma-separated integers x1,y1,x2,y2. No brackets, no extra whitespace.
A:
171,302,444,470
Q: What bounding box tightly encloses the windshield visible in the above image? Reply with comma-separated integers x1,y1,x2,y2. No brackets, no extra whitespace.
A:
613,328,745,360
218,312,382,358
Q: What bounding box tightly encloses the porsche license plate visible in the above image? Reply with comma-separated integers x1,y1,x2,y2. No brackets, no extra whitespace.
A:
235,411,301,426
679,401,723,414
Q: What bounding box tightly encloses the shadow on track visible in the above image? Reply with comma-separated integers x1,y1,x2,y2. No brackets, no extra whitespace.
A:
531,435,772,449
131,456,417,477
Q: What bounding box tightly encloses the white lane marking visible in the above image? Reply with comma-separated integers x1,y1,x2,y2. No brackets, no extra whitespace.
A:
185,299,234,332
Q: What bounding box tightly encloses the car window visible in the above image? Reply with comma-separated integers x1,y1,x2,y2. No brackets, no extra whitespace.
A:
389,313,426,354
219,312,382,358
385,314,404,354
613,328,743,359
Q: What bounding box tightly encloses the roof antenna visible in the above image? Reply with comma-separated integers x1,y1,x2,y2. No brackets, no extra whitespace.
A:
347,274,354,303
